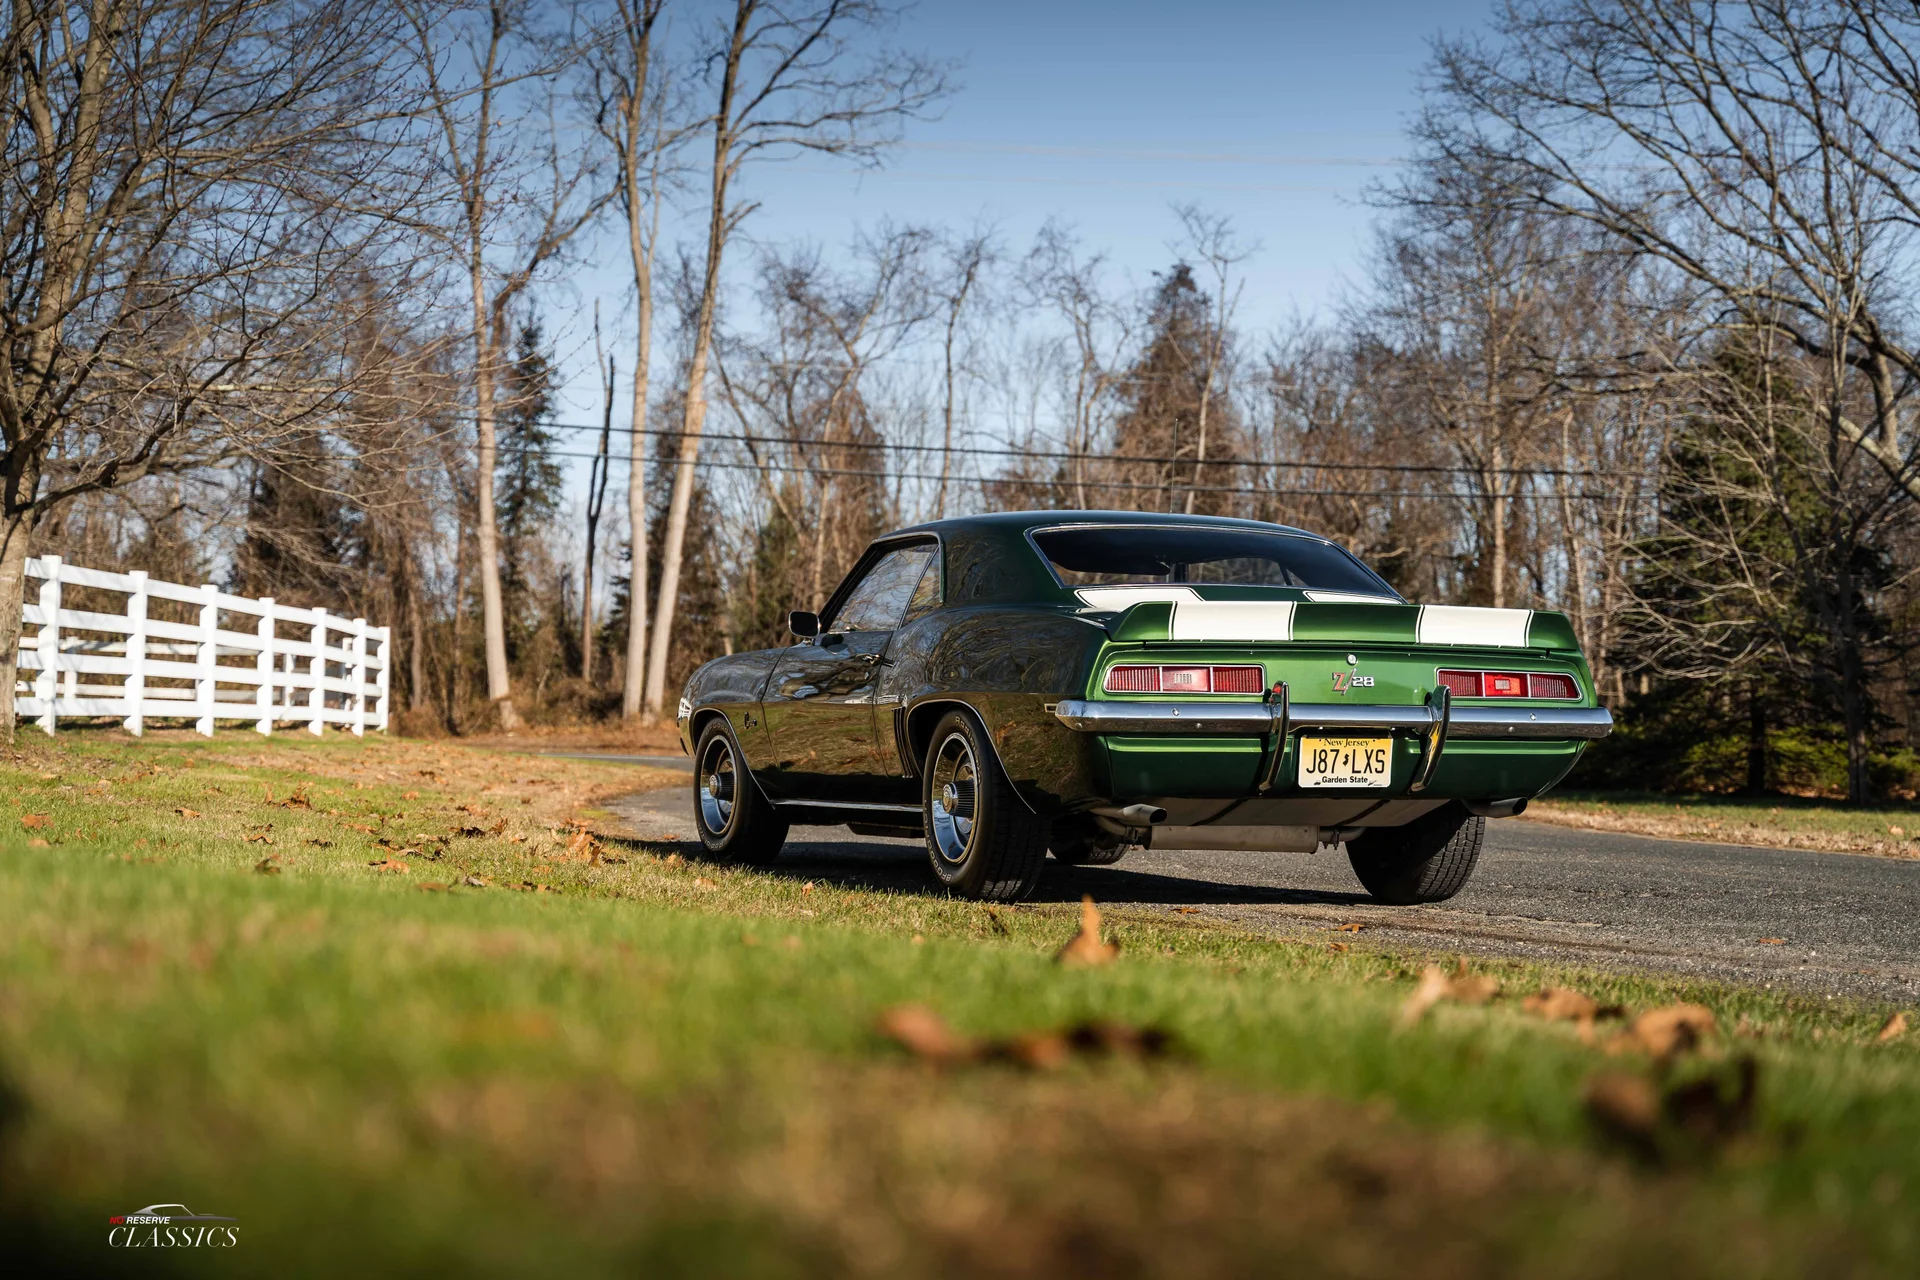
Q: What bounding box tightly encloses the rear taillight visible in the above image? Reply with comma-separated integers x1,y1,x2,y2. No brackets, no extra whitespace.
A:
1484,671,1528,698
1436,668,1580,700
1211,665,1265,694
1103,664,1266,695
1529,673,1579,699
1161,666,1211,693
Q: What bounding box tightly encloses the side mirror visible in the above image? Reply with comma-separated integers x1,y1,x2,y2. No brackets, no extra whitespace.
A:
788,610,820,639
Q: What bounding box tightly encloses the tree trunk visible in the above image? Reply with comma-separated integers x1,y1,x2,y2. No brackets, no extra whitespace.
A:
471,281,519,730
644,8,747,719
1744,680,1767,795
0,509,34,743
623,297,653,719
1843,652,1872,804
408,583,427,713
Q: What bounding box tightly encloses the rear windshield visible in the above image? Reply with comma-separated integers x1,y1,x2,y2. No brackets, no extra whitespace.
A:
1031,525,1396,595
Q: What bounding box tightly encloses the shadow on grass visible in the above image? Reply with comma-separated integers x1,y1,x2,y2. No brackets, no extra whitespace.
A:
598,829,1368,909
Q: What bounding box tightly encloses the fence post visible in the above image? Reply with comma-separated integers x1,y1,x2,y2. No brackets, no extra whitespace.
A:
350,618,367,737
34,556,60,736
124,571,148,736
255,600,276,736
309,608,327,736
196,583,218,737
375,627,391,732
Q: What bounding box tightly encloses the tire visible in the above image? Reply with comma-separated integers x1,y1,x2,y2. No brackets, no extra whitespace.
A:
1345,803,1485,905
1049,818,1131,866
692,717,789,865
922,709,1050,902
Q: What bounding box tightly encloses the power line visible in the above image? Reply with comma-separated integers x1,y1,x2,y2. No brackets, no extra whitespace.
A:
481,440,1623,501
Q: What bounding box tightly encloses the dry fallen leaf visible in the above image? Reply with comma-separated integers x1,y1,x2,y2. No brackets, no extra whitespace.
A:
462,875,491,888
1328,941,1351,953
1758,937,1786,946
1173,906,1200,915
1055,895,1121,967
305,838,334,848
1880,1011,1910,1043
417,882,450,892
1523,987,1600,1022
691,876,717,888
174,807,200,819
25,838,49,848
802,881,815,894
20,813,48,829
1400,960,1501,1025
253,855,280,875
1586,1058,1759,1164
244,832,273,845
367,858,410,873
403,790,420,800
878,1004,973,1064
1333,922,1366,933
1616,1003,1718,1061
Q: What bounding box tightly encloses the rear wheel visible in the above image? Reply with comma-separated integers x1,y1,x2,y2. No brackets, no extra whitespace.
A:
1346,803,1484,905
693,717,788,865
923,709,1049,902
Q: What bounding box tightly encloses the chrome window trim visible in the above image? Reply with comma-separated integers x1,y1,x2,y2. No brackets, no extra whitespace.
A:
1022,521,1402,602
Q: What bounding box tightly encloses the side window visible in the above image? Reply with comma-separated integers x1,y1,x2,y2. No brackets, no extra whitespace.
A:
828,544,935,633
904,547,942,619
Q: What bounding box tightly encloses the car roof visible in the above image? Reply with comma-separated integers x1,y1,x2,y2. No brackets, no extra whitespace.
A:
884,509,1324,540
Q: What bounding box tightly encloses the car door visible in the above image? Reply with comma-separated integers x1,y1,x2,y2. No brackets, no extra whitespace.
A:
759,542,937,803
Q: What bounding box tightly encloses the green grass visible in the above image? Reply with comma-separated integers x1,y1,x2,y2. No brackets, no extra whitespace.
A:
2,732,1918,1277
1533,789,1920,855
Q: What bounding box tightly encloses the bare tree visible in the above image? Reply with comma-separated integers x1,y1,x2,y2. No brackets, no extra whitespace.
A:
1021,223,1133,509
587,0,688,720
1169,206,1254,516
583,309,615,681
0,0,419,739
403,0,608,730
641,0,950,718
932,228,995,518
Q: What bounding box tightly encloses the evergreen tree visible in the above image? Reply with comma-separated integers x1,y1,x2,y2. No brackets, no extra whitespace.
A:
1104,263,1246,514
494,319,565,661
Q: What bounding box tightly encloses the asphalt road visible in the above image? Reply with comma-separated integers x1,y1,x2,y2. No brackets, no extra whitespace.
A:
604,782,1920,1005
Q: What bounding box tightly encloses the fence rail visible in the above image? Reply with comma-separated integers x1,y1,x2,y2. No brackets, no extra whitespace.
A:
13,556,390,737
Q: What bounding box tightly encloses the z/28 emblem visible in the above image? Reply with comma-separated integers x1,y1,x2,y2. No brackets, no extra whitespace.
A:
1331,671,1375,693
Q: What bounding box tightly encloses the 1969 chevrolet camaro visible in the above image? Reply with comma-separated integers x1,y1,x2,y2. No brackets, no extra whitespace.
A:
676,511,1613,903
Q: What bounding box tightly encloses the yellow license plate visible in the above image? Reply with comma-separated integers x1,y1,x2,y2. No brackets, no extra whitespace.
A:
1297,736,1392,788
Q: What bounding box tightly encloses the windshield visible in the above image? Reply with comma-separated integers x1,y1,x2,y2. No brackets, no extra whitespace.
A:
1031,525,1396,596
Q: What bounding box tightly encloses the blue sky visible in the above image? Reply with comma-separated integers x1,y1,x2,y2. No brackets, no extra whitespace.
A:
542,0,1496,484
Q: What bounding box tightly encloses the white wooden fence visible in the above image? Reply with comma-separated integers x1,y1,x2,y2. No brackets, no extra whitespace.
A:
14,556,390,737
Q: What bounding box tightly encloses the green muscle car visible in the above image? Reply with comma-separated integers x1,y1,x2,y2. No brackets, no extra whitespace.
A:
677,511,1612,903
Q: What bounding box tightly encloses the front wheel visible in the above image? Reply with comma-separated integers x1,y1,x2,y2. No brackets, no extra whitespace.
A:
1346,803,1485,904
923,709,1050,902
692,717,788,865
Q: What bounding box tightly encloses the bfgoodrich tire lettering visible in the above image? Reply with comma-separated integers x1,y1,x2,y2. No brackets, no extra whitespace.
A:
922,708,1049,902
692,717,789,865
1345,803,1484,905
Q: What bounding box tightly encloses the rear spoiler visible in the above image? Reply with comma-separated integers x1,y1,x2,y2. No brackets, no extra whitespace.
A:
1106,598,1580,651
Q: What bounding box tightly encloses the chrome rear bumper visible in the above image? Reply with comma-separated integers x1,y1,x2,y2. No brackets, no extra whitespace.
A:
1052,699,1613,740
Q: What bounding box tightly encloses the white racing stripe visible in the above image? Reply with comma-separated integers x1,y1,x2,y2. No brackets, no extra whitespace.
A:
1416,604,1533,647
1074,586,1202,610
1169,600,1297,642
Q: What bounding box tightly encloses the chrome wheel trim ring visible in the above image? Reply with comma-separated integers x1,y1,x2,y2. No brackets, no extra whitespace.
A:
698,733,739,837
928,730,978,866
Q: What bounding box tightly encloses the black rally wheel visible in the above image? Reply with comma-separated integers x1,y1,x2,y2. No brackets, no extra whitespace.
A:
1345,802,1485,905
692,717,789,865
922,708,1050,902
